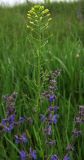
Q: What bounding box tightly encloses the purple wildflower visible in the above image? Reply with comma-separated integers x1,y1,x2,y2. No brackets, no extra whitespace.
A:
48,106,59,112
4,124,14,132
20,150,27,160
2,119,8,125
47,140,56,146
52,114,59,124
75,116,82,124
21,133,28,143
1,118,14,132
18,117,26,124
44,125,52,135
2,114,15,125
15,133,28,144
1,92,18,133
8,114,15,123
7,106,15,116
49,95,56,103
72,129,82,137
3,92,17,109
29,148,37,160
48,113,59,124
63,155,70,160
51,154,59,160
40,114,46,122
15,135,20,144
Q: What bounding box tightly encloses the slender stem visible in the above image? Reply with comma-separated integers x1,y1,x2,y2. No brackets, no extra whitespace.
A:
36,32,41,113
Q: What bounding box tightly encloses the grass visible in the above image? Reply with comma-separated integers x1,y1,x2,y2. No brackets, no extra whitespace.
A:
0,1,84,160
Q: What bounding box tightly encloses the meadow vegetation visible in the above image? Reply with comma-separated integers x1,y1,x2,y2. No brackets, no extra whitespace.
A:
0,1,84,160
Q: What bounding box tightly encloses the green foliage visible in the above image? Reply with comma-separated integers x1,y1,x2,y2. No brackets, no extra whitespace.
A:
80,0,84,16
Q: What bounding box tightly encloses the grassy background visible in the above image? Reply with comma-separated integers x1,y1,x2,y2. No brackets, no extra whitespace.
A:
0,1,84,159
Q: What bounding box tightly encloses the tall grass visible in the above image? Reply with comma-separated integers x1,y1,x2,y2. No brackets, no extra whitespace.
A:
0,2,84,160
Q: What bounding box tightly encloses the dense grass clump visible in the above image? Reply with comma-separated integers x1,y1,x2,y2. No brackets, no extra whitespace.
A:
0,2,84,160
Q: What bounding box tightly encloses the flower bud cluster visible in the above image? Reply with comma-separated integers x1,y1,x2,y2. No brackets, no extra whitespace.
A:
27,5,52,32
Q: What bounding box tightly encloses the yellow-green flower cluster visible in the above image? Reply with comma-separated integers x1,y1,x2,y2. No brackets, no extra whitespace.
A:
27,5,52,32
